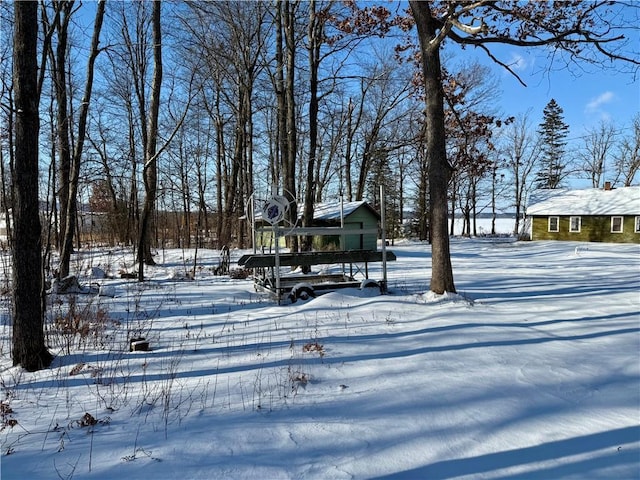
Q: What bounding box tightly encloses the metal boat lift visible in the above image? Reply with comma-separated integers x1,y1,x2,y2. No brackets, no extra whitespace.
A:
238,246,396,302
241,188,395,303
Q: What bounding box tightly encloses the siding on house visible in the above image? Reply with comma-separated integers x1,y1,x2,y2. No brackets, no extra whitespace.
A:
527,186,640,243
531,215,639,243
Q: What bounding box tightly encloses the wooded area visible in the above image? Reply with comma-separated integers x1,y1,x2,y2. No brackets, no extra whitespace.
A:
1,1,638,368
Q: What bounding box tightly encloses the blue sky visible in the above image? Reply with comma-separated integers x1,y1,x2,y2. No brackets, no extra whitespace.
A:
450,29,639,190
74,1,638,139
488,46,638,137
441,0,639,145
71,0,638,192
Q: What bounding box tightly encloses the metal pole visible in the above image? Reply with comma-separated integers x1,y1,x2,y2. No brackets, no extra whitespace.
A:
340,195,345,248
251,195,256,255
380,185,388,293
274,224,281,304
340,195,345,277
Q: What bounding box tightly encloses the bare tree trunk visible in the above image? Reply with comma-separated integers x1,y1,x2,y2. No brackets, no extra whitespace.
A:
180,147,192,248
275,0,286,198
513,158,521,236
87,131,122,243
617,116,640,187
410,1,456,294
355,132,375,201
197,81,222,247
214,93,224,247
0,96,13,248
344,98,355,201
12,0,53,371
43,97,58,266
220,85,242,247
59,0,105,278
138,0,162,279
505,113,539,237
302,0,321,266
127,115,139,246
283,0,298,252
242,89,254,249
472,179,478,237
416,137,429,242
195,147,208,247
449,178,456,236
50,1,73,253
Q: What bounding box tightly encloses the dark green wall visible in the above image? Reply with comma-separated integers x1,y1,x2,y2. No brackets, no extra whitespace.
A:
313,206,379,251
254,204,381,250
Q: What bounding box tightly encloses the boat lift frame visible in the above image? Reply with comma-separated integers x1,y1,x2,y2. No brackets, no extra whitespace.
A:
241,186,394,304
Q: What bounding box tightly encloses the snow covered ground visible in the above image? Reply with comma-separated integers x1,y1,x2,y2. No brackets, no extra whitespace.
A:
0,237,638,479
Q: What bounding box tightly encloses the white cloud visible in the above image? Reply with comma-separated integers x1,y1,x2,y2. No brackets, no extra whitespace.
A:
508,52,530,71
585,91,615,112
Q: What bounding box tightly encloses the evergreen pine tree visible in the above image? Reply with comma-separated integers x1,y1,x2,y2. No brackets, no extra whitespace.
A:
366,148,400,238
536,99,570,189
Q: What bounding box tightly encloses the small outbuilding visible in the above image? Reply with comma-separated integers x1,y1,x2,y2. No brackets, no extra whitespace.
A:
254,200,381,250
311,201,380,250
526,184,640,243
242,199,393,302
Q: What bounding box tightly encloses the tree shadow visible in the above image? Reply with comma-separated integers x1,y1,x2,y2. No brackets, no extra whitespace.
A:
372,426,640,479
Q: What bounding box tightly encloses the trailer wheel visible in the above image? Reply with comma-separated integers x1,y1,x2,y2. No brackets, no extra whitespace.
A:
360,279,380,292
290,283,316,303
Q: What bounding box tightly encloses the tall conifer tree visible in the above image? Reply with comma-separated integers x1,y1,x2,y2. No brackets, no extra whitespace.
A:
536,99,570,189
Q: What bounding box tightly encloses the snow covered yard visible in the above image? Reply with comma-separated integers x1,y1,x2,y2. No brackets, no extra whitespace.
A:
0,238,638,479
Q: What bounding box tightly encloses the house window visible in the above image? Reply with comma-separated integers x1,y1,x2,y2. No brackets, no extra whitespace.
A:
635,216,640,233
569,216,581,233
548,216,559,232
611,216,624,233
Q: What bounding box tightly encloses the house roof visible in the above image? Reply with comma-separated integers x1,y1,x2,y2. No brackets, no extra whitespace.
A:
313,201,380,221
252,200,380,223
527,186,640,216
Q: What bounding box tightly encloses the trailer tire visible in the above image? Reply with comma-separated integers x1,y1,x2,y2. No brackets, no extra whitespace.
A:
290,283,316,302
360,279,380,292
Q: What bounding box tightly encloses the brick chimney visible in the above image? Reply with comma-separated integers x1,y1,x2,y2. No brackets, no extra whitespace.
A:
604,181,612,191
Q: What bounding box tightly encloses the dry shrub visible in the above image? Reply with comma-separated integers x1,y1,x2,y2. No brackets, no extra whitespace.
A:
0,402,17,431
49,295,121,352
229,268,250,279
70,412,110,429
302,341,324,357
